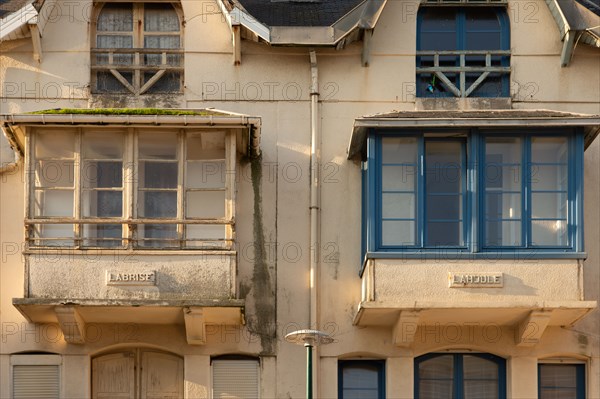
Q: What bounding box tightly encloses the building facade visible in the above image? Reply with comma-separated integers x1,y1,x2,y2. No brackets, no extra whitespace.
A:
0,0,599,397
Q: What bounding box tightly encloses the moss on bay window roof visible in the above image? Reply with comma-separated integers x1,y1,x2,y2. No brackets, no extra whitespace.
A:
27,108,225,116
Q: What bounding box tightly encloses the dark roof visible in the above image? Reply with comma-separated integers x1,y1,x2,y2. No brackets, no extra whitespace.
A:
0,0,42,19
575,0,600,15
235,0,362,26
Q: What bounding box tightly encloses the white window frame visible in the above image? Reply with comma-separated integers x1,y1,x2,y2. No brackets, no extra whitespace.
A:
25,127,237,250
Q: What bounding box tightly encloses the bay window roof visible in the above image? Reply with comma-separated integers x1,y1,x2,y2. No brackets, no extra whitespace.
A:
348,109,600,161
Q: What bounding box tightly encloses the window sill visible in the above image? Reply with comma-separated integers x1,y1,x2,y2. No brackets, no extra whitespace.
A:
366,250,587,260
24,248,236,256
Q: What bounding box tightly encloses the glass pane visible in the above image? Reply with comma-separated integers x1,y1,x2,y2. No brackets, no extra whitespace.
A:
426,141,462,193
485,193,521,219
382,165,416,191
532,165,568,191
187,132,226,159
486,220,521,246
427,221,462,246
97,3,133,32
83,131,124,158
144,3,180,32
186,161,226,189
34,160,74,188
143,72,182,93
466,32,501,51
186,191,226,218
95,71,133,92
144,35,180,49
96,35,133,49
532,220,567,246
138,224,178,248
341,363,380,399
419,356,453,380
35,131,75,159
419,8,457,51
531,193,568,219
138,191,177,218
82,190,122,217
464,355,498,379
381,137,417,164
419,380,453,399
139,161,177,189
486,137,522,164
83,161,123,189
139,132,178,159
485,165,521,191
382,193,415,219
34,190,74,217
33,224,75,247
532,137,568,163
540,365,577,387
465,8,501,31
427,194,462,220
382,220,415,246
464,380,499,399
83,224,122,248
187,225,226,241
539,388,577,399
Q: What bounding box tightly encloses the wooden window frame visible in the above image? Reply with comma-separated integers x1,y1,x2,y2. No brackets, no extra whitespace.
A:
25,128,236,251
90,1,184,95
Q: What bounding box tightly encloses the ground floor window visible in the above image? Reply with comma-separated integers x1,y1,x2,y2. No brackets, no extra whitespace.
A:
415,353,506,399
338,360,385,399
212,357,260,399
92,349,183,399
11,354,61,399
539,363,585,399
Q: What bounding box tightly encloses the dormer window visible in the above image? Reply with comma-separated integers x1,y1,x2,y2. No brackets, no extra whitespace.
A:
416,6,510,97
92,2,183,94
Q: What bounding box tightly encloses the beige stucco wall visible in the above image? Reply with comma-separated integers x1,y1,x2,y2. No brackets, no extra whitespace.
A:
1,0,599,397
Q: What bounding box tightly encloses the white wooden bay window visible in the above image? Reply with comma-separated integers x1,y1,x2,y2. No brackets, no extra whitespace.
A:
27,128,235,250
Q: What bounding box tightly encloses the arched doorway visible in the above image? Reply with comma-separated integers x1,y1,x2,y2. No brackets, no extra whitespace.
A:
92,348,183,399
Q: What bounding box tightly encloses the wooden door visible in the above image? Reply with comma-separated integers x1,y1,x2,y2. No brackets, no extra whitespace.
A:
92,352,136,399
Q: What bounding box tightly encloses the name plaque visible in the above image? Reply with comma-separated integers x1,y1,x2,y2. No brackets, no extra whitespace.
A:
106,271,157,286
448,272,503,288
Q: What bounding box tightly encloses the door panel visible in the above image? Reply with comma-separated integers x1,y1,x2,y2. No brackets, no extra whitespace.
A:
141,351,184,399
92,352,135,399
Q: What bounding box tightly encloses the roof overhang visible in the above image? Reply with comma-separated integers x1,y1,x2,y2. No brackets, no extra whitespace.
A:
217,0,387,47
14,298,245,345
348,110,600,161
545,0,600,66
354,300,597,347
0,108,262,158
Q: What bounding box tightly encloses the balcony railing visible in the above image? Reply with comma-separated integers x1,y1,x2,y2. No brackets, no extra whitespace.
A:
25,218,233,250
416,50,511,97
91,48,184,95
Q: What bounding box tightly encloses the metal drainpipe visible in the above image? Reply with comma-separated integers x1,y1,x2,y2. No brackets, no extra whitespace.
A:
308,49,321,399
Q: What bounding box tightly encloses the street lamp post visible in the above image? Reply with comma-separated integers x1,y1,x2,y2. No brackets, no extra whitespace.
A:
285,329,333,399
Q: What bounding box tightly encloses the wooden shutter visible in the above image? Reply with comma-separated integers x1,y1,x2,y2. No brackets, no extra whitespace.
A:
13,365,59,399
140,351,184,399
212,359,259,399
92,352,135,399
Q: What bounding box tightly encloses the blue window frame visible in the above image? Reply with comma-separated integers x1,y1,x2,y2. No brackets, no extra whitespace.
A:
338,360,385,399
538,363,585,399
416,7,510,97
363,129,585,258
415,353,506,399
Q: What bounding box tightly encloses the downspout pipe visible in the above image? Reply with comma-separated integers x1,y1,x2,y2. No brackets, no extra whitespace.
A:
308,49,321,399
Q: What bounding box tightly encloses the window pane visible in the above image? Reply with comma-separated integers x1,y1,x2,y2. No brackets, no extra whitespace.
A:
419,355,453,380
531,193,568,219
143,72,181,93
139,132,177,160
34,190,74,217
340,362,382,399
532,220,568,246
485,193,521,219
186,191,225,218
138,224,178,248
382,193,415,219
83,161,123,189
83,131,124,158
97,3,133,32
420,380,453,399
35,131,75,159
539,364,582,399
486,220,521,246
532,165,568,191
382,221,415,246
83,224,122,248
95,71,133,92
425,141,463,246
35,160,74,188
144,3,180,32
532,137,568,163
139,161,177,189
187,132,226,159
33,224,75,247
138,191,177,218
186,225,226,248
464,355,499,379
82,191,122,217
186,161,225,189
381,137,417,164
144,36,180,49
382,165,416,191
464,380,499,399
96,35,133,49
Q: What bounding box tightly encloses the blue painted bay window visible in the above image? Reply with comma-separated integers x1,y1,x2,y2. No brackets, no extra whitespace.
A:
363,129,584,256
